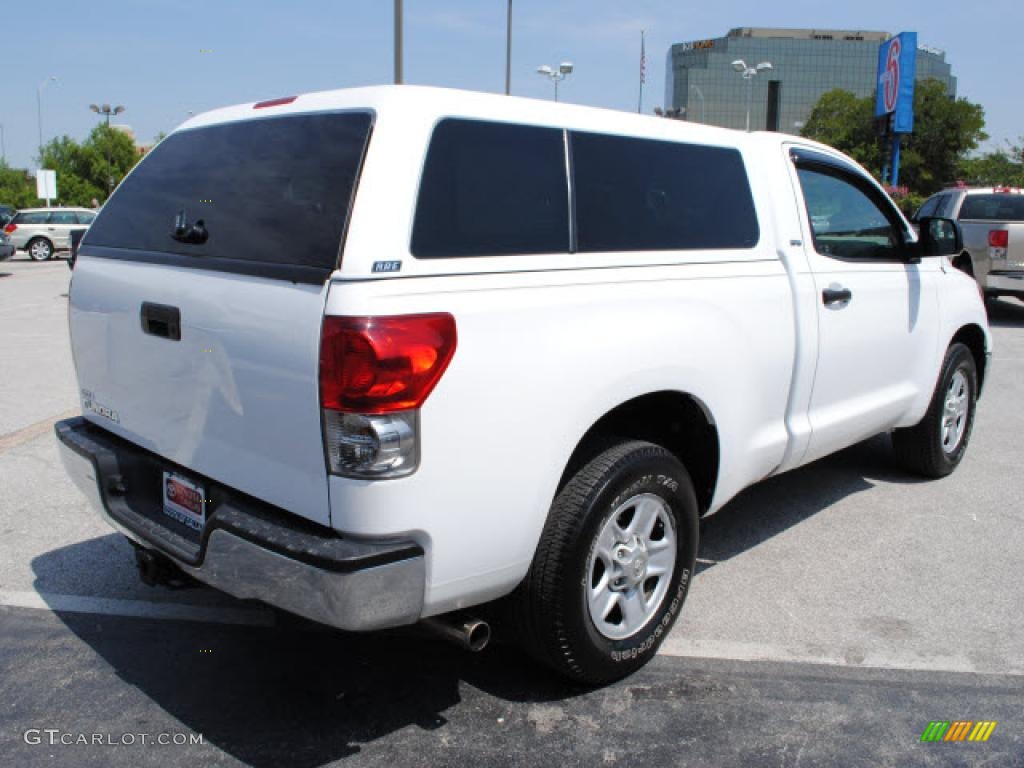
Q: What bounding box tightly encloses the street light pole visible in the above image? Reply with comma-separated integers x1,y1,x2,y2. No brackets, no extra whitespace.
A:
394,0,403,84
89,104,126,198
505,0,512,95
731,60,772,132
0,124,5,164
36,76,57,166
536,61,573,102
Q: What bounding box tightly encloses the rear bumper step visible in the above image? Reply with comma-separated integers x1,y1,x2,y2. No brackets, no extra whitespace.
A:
55,417,425,631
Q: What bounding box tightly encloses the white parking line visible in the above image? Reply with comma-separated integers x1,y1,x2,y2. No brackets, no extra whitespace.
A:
657,635,1024,677
0,589,275,627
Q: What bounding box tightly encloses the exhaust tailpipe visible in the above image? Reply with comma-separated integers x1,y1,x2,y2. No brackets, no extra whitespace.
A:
421,614,491,652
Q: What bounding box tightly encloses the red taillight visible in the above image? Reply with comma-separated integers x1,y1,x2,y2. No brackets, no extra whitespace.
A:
319,314,457,414
253,96,297,109
3,223,15,233
989,230,1009,248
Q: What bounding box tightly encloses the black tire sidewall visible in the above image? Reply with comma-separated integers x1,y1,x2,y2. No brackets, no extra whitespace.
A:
28,238,52,261
560,450,698,681
934,345,977,471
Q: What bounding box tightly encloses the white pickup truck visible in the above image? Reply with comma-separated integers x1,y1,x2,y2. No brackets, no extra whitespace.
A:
57,86,991,684
913,186,1024,301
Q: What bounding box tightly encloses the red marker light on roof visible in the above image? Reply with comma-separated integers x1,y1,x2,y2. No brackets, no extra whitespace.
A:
253,96,297,109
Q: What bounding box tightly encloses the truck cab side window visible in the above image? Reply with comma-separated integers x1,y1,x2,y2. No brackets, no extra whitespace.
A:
412,119,570,258
797,167,901,261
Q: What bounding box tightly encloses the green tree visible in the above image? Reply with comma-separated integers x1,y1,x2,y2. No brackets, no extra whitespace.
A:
801,79,988,197
39,124,140,206
800,89,882,171
957,137,1024,186
897,79,987,195
0,162,37,209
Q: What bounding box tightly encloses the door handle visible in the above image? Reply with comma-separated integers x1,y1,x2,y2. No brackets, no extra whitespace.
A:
822,287,852,306
140,302,181,340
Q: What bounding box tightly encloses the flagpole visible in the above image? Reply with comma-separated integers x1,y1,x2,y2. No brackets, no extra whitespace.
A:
638,29,645,114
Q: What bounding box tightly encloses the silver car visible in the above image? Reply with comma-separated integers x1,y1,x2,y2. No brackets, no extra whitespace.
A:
3,207,97,261
913,187,1024,301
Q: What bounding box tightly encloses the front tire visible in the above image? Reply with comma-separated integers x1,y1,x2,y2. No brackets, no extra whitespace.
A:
27,238,53,261
515,440,699,684
893,343,978,478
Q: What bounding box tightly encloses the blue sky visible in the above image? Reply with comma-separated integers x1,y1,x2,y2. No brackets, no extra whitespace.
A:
1,0,1021,170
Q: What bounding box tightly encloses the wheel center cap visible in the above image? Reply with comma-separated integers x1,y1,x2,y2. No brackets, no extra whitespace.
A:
632,555,647,579
614,537,649,589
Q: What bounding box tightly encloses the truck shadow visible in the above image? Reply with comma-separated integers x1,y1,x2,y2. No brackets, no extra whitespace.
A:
985,296,1024,328
697,433,920,571
28,432,916,765
29,540,584,766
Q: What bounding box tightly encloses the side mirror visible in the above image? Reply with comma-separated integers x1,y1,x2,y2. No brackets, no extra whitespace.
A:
911,216,962,259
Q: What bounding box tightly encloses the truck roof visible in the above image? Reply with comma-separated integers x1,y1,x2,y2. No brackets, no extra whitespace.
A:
945,186,1024,195
176,84,822,155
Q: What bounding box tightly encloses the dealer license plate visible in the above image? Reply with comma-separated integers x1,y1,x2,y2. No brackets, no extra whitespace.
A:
161,471,207,532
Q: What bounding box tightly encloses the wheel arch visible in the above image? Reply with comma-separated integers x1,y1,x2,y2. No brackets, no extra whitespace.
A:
26,235,54,254
950,323,988,395
952,250,974,277
557,390,720,516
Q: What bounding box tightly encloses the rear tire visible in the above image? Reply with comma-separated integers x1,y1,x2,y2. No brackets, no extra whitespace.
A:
893,343,977,478
515,440,699,685
27,238,53,261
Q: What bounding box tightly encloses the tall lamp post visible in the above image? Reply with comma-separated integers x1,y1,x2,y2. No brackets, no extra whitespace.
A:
394,0,403,84
731,59,772,132
89,104,126,198
505,0,512,95
536,61,573,101
0,123,6,164
36,76,58,165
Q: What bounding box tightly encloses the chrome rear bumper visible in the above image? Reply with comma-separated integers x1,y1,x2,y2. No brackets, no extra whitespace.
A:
985,271,1024,296
56,417,425,631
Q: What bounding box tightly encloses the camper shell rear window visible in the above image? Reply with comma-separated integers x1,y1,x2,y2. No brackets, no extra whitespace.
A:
83,112,373,283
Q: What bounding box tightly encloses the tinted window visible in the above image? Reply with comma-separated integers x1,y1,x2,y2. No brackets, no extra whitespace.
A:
958,194,1024,221
76,211,96,224
15,212,49,224
412,119,569,258
797,167,901,260
85,112,372,272
913,195,941,221
933,193,954,218
571,132,759,252
50,211,79,224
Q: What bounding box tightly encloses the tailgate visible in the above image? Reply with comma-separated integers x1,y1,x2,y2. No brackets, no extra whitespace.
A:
1008,222,1024,267
69,110,373,526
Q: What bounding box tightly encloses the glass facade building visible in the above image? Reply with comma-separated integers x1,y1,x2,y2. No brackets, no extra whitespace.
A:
666,28,956,133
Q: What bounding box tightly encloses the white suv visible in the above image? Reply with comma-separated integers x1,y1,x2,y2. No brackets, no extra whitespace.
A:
57,86,990,683
4,207,96,260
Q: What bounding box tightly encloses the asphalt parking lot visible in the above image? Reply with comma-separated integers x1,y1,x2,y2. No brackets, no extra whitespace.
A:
1,252,1022,766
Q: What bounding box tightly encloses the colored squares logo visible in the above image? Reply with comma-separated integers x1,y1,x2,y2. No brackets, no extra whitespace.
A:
921,721,997,742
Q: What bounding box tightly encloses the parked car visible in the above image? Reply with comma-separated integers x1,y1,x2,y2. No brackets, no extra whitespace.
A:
56,86,990,684
3,207,97,261
0,230,14,261
914,186,1024,301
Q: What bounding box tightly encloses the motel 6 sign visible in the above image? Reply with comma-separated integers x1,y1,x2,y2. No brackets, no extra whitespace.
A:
875,31,917,133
